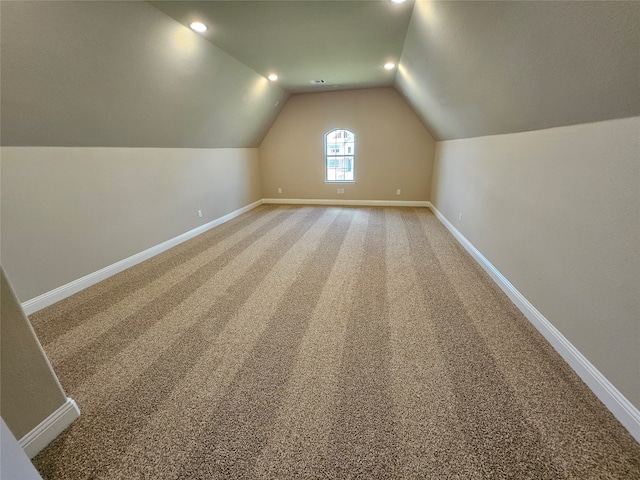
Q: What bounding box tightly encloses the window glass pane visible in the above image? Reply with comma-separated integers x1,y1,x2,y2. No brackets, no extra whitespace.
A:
326,163,336,181
325,129,354,182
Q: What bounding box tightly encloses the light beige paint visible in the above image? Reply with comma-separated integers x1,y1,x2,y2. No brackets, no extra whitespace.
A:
431,116,640,407
0,1,287,147
1,268,67,439
1,419,44,480
397,0,640,140
260,88,435,200
0,147,263,302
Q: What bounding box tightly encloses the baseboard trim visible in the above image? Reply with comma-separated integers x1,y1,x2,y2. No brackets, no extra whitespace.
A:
21,198,428,314
429,205,640,443
262,198,431,207
21,200,263,315
13,200,639,444
19,397,80,459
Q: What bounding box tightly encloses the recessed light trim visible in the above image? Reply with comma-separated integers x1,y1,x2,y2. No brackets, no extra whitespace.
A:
268,74,279,81
384,62,396,70
190,22,207,33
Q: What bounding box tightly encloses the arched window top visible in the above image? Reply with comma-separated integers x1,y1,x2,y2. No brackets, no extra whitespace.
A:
325,129,355,182
325,128,355,143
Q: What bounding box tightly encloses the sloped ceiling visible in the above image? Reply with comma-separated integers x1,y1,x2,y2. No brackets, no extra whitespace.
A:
1,1,638,146
150,0,416,94
397,1,640,140
0,1,288,148
152,0,640,141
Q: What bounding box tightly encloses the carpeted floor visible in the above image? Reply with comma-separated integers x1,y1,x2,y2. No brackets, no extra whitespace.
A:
30,205,640,479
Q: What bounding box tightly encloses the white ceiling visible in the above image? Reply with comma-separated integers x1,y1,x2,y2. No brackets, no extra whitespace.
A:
149,0,416,93
2,1,637,145
150,0,640,140
1,1,289,148
397,0,640,140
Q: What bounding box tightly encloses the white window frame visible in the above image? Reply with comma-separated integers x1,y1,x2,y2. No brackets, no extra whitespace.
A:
324,128,355,183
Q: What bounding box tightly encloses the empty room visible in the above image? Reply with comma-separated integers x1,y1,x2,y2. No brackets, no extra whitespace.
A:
1,1,639,478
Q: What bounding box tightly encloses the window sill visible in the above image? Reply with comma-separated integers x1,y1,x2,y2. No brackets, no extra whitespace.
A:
325,181,356,184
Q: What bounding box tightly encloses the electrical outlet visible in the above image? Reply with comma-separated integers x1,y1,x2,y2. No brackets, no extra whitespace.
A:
277,187,282,194
396,189,401,195
198,210,203,218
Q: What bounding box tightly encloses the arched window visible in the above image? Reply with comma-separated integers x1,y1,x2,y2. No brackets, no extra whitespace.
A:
325,129,355,182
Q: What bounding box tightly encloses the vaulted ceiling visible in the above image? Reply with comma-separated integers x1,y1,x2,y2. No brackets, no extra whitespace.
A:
149,0,416,94
150,0,640,140
1,1,638,146
397,1,640,139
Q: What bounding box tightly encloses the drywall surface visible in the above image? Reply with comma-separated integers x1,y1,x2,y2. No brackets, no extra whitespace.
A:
431,117,640,407
1,418,44,480
1,147,262,301
397,1,640,140
0,1,286,147
1,268,67,439
260,88,435,200
150,0,415,94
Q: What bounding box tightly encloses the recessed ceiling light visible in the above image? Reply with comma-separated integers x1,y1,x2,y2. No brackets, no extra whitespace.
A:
268,74,279,81
384,62,396,70
190,22,207,33
390,0,407,3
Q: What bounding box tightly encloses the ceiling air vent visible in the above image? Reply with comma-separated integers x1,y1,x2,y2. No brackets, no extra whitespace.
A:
310,79,325,84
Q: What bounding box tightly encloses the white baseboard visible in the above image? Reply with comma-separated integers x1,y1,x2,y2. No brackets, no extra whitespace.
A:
22,199,429,314
21,200,263,315
19,397,80,459
263,198,431,207
429,205,640,443
14,200,639,449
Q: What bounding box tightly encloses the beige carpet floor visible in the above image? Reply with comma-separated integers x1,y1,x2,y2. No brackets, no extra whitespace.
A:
30,205,639,479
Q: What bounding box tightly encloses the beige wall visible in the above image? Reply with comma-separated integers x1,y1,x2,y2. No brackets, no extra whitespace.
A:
260,88,435,201
431,116,640,407
1,268,67,439
1,418,44,480
1,147,262,302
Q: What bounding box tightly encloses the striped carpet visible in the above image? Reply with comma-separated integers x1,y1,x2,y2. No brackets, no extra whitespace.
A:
30,205,640,479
